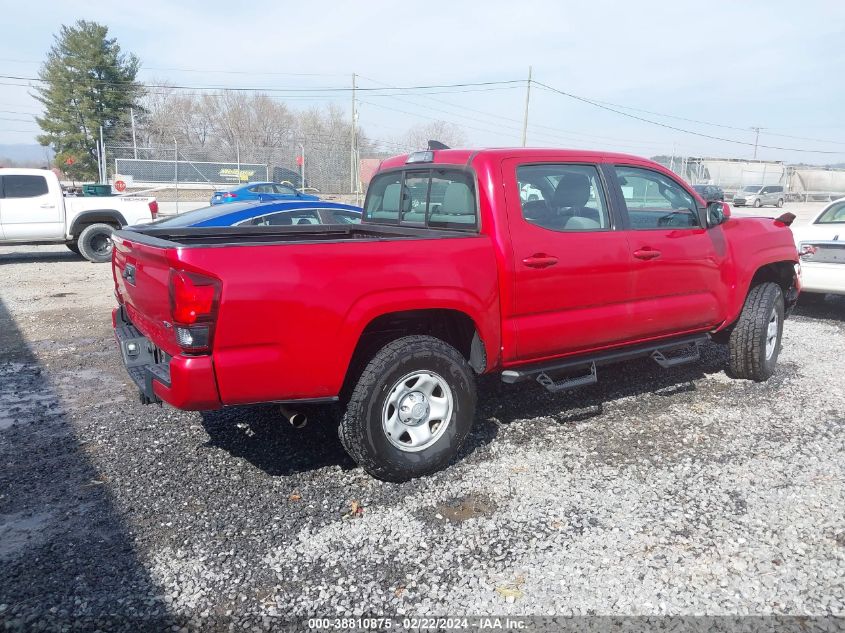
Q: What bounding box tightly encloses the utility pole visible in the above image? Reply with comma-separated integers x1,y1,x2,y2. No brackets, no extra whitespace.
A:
130,107,138,159
751,126,763,159
99,125,106,183
521,66,532,147
351,73,357,195
299,142,305,191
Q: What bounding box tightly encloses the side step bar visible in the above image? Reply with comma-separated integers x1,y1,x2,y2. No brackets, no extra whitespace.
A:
536,363,597,393
501,334,709,393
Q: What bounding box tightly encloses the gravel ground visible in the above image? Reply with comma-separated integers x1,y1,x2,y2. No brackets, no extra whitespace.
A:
0,243,843,631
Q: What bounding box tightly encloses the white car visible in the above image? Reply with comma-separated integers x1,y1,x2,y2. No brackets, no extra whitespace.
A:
0,168,158,262
791,198,845,298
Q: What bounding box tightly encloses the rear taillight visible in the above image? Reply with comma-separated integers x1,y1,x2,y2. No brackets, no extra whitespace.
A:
800,245,817,258
223,192,237,199
169,270,221,353
149,200,159,219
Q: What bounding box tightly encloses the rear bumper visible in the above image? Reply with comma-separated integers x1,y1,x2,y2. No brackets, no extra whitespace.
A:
800,262,845,295
112,307,222,410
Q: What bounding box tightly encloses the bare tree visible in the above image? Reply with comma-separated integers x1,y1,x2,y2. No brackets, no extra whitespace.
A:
402,121,467,150
131,90,443,191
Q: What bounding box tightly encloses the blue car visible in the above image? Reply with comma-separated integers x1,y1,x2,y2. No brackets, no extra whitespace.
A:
149,200,362,228
209,181,320,206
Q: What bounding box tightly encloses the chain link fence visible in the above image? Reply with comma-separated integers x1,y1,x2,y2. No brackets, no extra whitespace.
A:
104,137,383,211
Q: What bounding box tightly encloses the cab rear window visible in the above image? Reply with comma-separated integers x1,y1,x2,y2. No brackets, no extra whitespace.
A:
364,168,477,230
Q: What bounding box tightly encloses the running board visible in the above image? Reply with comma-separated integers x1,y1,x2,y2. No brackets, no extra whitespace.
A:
536,363,597,393
651,342,701,368
501,334,710,387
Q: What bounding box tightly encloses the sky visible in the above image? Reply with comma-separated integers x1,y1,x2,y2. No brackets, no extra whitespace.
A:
1,0,844,164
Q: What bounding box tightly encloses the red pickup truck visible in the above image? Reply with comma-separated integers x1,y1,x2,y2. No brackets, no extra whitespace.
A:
112,148,800,481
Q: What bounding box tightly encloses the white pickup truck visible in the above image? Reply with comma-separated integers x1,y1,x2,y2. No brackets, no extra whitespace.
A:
0,168,158,262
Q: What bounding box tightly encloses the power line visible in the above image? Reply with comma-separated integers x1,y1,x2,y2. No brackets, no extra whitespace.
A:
357,74,689,150
0,73,523,93
534,81,845,155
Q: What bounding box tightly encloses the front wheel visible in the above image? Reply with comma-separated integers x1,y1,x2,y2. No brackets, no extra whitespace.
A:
728,282,784,381
339,335,477,482
753,198,762,208
77,223,116,263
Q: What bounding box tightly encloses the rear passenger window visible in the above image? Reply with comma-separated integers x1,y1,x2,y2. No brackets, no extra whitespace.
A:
3,175,48,198
614,166,700,229
364,168,477,230
517,164,610,231
245,210,320,226
323,209,362,224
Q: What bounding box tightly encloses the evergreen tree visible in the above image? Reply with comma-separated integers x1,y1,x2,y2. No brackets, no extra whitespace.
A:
35,20,141,180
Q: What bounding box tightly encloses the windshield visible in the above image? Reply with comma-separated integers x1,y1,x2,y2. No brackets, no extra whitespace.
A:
145,202,257,227
742,186,762,193
816,201,845,224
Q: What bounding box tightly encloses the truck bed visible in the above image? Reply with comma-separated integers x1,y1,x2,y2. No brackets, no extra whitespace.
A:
112,222,499,407
119,223,473,248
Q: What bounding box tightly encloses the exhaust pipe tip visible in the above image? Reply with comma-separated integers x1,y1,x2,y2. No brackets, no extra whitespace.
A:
280,406,308,429
289,412,308,429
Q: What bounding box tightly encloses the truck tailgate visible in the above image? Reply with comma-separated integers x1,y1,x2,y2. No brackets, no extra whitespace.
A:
112,232,181,356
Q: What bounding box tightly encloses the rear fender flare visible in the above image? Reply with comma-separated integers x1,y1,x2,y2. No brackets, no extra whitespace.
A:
69,210,127,238
338,287,500,376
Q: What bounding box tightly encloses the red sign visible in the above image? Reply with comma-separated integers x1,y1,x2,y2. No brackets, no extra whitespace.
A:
114,180,127,192
64,156,76,166
295,155,303,166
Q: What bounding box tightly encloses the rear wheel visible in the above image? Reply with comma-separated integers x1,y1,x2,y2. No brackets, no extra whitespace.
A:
777,198,784,208
728,282,784,381
77,223,116,263
339,335,476,482
66,242,81,256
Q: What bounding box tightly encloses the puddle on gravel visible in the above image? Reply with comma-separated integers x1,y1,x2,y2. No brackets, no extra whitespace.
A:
0,362,61,429
435,493,496,523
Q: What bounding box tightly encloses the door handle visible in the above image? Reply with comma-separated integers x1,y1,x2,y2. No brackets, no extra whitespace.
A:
39,204,56,208
633,248,661,260
522,254,559,268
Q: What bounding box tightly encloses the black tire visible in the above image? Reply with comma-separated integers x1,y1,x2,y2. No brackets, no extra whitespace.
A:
728,282,784,381
776,198,784,208
340,335,476,482
66,242,81,255
77,223,116,263
753,198,762,208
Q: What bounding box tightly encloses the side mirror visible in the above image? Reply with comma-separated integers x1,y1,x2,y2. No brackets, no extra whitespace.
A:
707,201,731,227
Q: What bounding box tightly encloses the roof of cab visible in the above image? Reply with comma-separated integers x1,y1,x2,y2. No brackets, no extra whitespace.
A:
378,147,655,171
